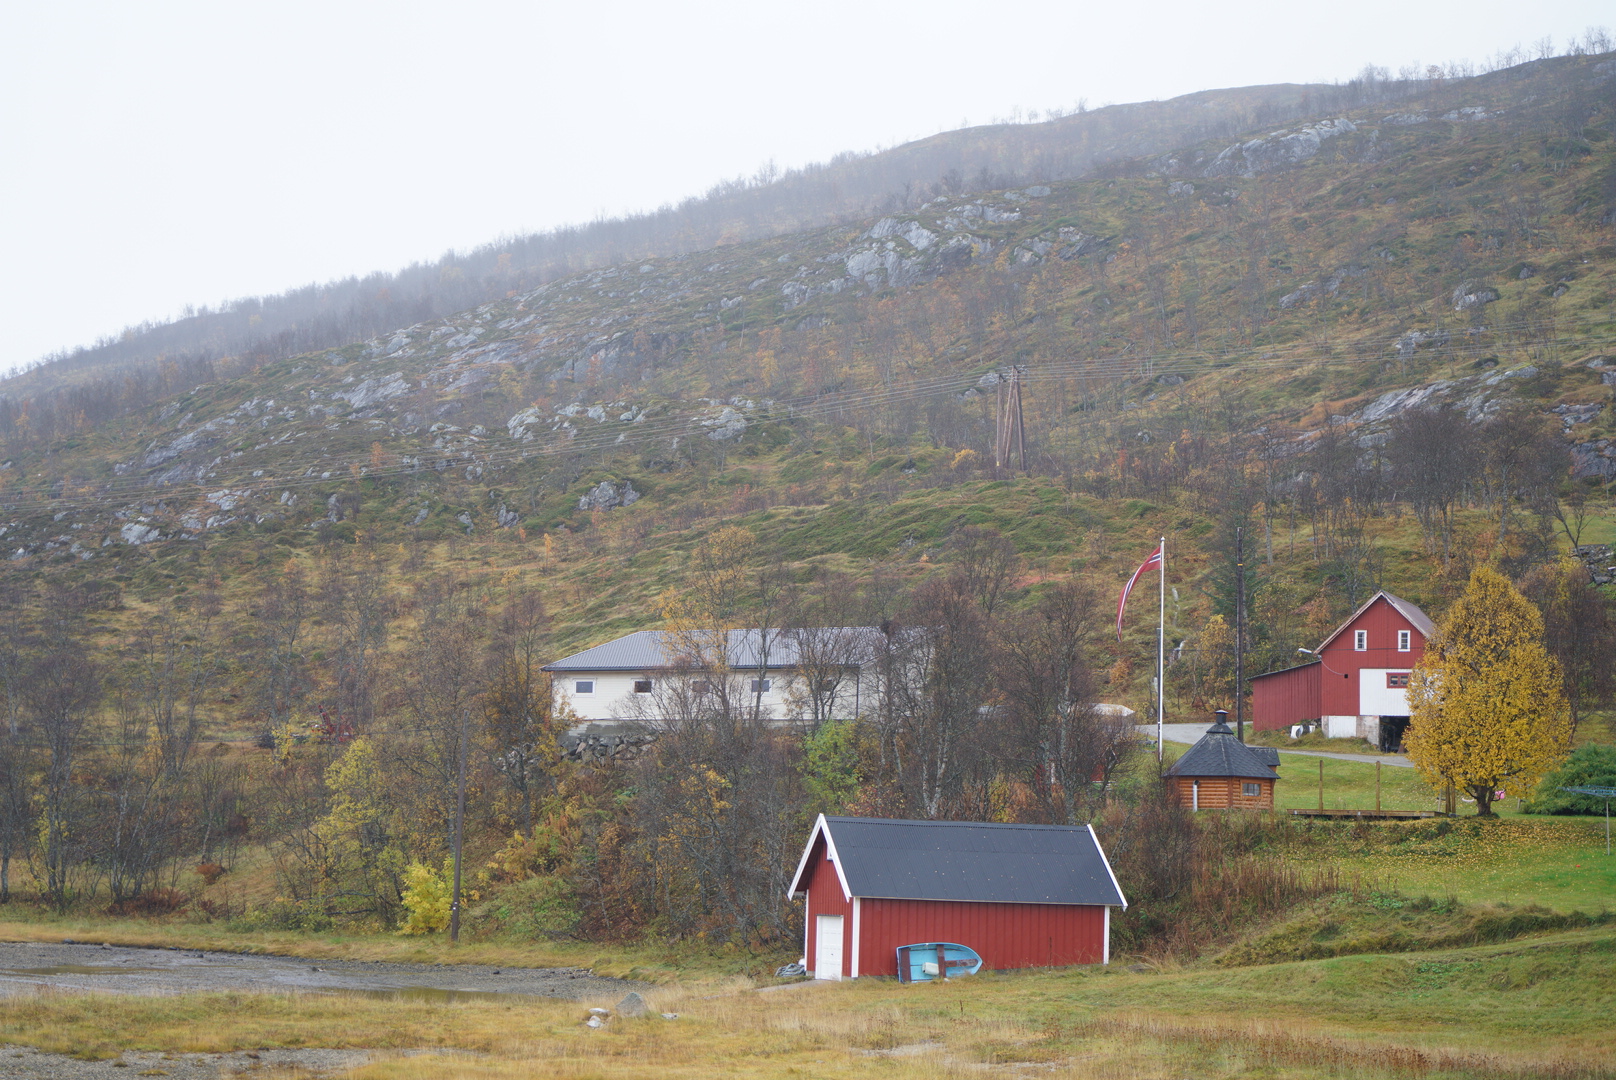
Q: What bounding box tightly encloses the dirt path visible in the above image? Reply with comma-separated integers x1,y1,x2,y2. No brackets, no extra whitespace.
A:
0,940,640,1001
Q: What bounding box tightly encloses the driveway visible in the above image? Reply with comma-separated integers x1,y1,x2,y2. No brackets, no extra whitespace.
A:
1138,723,1413,768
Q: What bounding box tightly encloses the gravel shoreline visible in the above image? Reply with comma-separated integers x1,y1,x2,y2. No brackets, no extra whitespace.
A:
0,940,642,1001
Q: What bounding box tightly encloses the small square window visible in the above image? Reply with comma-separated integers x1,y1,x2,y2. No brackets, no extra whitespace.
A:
1354,630,1368,651
1387,672,1410,689
574,680,595,695
691,679,712,695
633,679,653,694
1242,783,1261,798
750,678,772,693
1397,630,1411,652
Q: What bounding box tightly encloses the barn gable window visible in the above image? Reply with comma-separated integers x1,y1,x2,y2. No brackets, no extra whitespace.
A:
1398,630,1411,651
574,680,595,695
1242,782,1261,797
1387,672,1410,689
1354,630,1368,651
633,679,654,694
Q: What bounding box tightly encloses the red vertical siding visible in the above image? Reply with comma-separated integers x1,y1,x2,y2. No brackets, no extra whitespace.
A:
1251,662,1322,731
855,898,1107,977
1319,598,1425,716
801,837,852,977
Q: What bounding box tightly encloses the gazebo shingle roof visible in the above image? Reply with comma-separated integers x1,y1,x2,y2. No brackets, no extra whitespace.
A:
1164,718,1280,780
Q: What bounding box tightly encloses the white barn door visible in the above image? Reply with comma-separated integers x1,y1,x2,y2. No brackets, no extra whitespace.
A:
814,914,843,980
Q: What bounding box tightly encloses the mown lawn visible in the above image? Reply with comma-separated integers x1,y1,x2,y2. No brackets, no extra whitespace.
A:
1323,817,1616,912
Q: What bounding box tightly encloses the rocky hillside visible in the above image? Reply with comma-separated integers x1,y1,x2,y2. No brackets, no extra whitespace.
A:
0,49,1611,682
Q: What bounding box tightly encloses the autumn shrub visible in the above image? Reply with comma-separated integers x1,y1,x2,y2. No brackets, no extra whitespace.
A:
1525,746,1616,814
228,897,333,933
1101,790,1339,959
398,858,454,935
106,887,187,917
471,874,581,939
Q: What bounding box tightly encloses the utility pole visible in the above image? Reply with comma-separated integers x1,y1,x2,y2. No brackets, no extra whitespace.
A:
1235,525,1246,744
449,707,468,943
994,366,1026,472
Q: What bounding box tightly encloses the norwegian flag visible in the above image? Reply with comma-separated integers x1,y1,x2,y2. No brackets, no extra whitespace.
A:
1116,543,1163,642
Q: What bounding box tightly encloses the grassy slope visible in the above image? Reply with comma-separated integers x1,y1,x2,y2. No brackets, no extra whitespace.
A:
2,929,1611,1076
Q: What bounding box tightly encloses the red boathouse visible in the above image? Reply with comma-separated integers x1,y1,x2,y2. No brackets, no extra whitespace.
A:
786,815,1127,980
1250,591,1434,751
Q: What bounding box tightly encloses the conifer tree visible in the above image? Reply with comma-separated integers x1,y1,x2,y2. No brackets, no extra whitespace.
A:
1405,567,1571,816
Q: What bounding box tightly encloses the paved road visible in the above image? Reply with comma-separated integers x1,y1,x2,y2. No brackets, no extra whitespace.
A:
1137,723,1414,768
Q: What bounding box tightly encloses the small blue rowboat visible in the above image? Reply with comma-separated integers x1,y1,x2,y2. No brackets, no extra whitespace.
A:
896,942,982,983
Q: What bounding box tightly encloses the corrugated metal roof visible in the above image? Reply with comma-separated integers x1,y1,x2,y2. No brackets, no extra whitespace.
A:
543,628,882,672
1249,659,1321,681
1315,591,1435,652
794,816,1126,907
1164,718,1280,780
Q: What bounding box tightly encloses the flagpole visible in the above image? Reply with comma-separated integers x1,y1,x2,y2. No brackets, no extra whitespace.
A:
1158,535,1165,762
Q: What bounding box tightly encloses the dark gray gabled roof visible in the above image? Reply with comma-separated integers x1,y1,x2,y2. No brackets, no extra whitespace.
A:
1249,746,1282,768
786,815,1126,908
543,628,880,672
1164,719,1280,780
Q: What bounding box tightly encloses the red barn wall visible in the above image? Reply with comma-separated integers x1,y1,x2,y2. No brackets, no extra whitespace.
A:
1319,599,1425,716
855,898,1106,977
801,837,852,977
1251,662,1322,731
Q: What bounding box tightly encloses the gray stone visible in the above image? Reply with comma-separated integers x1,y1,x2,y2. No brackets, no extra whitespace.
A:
1200,118,1356,178
1452,283,1499,312
616,991,649,1017
120,523,160,545
578,480,640,511
1394,329,1451,357
334,372,412,410
1570,440,1616,482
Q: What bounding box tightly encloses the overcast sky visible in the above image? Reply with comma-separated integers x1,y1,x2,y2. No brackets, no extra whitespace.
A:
2,1,1611,373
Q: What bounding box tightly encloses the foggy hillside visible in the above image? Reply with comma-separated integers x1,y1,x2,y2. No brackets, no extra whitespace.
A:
8,76,1434,393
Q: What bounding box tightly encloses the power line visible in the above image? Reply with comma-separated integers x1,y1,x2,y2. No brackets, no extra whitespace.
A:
3,322,1611,515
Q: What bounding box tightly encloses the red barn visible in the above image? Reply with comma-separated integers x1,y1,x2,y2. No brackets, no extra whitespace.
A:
785,815,1127,980
1250,591,1434,751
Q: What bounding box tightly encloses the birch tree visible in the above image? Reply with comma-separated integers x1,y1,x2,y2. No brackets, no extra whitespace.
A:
1406,566,1571,816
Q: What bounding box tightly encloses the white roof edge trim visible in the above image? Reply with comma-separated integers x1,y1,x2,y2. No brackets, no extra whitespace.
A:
784,814,853,901
854,895,1127,907
821,818,854,900
785,813,827,900
1089,823,1128,910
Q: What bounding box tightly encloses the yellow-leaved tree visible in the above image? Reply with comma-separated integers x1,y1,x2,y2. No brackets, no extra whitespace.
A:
1405,566,1571,816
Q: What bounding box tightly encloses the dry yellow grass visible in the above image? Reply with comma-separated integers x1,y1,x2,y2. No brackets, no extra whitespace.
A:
4,937,1613,1080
